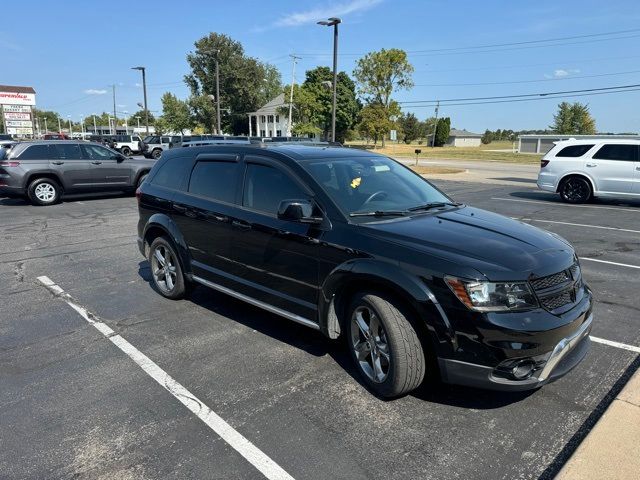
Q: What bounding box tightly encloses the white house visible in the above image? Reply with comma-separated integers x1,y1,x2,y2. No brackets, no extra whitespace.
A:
247,93,290,138
446,129,482,147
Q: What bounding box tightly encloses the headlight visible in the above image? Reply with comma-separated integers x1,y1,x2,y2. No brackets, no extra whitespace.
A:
445,276,538,312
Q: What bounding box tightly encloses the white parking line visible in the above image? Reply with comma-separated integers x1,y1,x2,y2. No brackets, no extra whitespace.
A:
515,218,640,235
580,258,640,270
37,276,295,480
591,336,640,354
491,197,640,213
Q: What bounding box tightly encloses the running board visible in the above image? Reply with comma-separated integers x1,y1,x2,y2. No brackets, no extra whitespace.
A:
192,275,320,330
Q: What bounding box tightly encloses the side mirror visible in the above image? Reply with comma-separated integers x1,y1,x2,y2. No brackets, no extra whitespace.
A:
277,199,322,224
113,153,126,162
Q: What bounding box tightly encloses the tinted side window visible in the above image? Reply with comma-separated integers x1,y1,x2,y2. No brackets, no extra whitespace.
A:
161,136,171,143
51,143,82,160
242,163,306,215
556,144,594,157
82,144,113,160
151,157,191,190
188,161,238,203
593,144,638,161
18,144,52,159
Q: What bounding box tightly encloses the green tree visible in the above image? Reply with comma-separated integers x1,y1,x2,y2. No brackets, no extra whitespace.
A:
127,109,155,129
434,117,451,147
187,95,217,133
357,101,400,146
398,113,421,143
184,32,282,134
160,92,192,134
353,48,413,146
32,109,64,133
481,129,493,145
281,84,322,137
551,102,596,134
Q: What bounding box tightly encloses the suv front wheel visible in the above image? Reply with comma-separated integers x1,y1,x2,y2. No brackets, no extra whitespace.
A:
347,293,426,398
27,177,61,206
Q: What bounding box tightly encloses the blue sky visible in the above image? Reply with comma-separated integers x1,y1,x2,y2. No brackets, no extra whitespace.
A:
2,0,640,132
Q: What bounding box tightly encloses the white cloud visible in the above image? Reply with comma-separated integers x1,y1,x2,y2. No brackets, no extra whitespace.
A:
84,89,107,95
117,104,127,108
134,82,142,88
273,0,382,28
553,68,580,78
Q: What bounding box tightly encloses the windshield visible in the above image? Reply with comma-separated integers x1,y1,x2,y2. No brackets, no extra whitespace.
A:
301,156,451,217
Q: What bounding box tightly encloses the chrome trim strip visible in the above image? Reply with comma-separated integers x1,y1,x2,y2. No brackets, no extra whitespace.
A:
192,275,320,331
538,314,593,381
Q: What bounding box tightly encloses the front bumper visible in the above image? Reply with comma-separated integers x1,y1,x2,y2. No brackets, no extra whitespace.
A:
439,313,593,391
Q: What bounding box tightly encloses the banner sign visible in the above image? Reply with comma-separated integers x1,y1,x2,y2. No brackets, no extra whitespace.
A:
6,127,33,135
0,91,36,106
2,104,32,113
4,112,31,120
5,120,33,128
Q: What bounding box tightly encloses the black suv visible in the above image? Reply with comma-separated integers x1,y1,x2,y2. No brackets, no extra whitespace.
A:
137,145,593,397
0,141,155,205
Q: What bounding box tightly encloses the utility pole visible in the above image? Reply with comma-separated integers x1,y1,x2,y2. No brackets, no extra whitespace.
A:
112,84,117,135
92,114,97,135
287,55,301,137
43,117,48,134
215,49,221,135
431,100,440,147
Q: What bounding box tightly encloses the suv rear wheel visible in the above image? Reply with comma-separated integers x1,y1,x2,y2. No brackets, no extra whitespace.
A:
121,146,132,156
560,176,592,203
27,178,61,206
347,293,426,398
149,236,186,299
152,148,162,159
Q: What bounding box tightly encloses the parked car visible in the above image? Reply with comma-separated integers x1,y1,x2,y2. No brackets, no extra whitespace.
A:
43,133,69,140
0,140,155,205
537,139,640,203
142,135,181,159
137,145,593,398
110,134,144,156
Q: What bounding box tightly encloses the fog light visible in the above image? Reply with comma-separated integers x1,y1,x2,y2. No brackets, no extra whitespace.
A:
511,360,536,380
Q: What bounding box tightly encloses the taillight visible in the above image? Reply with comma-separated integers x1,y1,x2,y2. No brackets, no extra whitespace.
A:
135,186,142,203
541,159,550,168
0,161,20,167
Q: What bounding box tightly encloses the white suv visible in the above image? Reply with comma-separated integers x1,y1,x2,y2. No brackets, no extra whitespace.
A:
537,139,640,203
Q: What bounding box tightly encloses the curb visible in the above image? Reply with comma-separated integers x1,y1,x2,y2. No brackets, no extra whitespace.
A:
556,362,640,480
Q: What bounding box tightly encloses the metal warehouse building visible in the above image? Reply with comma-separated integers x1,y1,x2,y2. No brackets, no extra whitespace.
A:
518,134,640,154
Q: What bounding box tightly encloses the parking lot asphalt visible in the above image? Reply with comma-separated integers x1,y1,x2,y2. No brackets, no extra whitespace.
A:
1,179,639,480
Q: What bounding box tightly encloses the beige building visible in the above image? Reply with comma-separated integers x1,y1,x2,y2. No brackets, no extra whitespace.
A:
446,129,482,147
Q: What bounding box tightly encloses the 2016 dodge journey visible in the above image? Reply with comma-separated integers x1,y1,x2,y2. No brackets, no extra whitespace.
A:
137,144,593,398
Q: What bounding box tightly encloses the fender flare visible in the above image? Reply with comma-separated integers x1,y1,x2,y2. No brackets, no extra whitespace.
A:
142,214,193,275
318,258,455,349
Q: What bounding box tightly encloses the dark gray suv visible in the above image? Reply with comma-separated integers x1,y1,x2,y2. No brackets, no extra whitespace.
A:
0,140,155,205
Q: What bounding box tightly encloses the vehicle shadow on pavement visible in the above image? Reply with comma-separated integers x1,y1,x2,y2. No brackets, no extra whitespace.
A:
138,261,535,408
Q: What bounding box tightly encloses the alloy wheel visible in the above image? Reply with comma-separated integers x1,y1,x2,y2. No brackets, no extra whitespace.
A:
350,306,391,383
34,183,56,203
563,178,590,202
151,245,178,293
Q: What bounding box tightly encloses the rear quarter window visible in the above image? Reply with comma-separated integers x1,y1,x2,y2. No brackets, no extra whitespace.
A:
16,144,52,159
555,144,594,157
149,156,191,191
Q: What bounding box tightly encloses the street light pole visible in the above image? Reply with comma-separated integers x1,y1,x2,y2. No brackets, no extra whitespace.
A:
43,117,48,134
318,17,341,142
68,116,73,137
215,50,221,135
112,84,117,135
430,100,440,148
135,116,141,130
57,117,62,134
132,66,149,135
92,114,97,135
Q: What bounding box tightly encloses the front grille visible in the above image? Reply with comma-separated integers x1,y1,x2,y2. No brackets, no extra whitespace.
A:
530,262,581,312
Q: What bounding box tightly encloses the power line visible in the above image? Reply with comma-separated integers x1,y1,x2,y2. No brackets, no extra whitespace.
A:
413,69,640,87
398,83,640,104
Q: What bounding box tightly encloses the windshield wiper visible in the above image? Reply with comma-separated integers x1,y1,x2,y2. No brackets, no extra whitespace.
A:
407,201,462,212
349,210,408,217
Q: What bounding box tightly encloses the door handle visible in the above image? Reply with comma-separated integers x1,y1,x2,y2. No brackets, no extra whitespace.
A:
231,220,251,230
585,163,598,167
51,161,64,165
205,213,228,222
91,161,102,165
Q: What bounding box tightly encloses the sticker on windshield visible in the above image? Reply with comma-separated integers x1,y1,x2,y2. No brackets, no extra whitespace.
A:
374,165,390,172
350,177,362,189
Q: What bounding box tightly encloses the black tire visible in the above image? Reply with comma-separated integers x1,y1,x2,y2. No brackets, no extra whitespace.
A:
27,177,62,206
559,176,592,204
152,148,162,159
137,173,148,187
148,236,186,299
121,146,132,156
346,292,426,398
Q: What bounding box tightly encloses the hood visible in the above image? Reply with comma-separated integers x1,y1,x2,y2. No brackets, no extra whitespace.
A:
363,206,574,281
